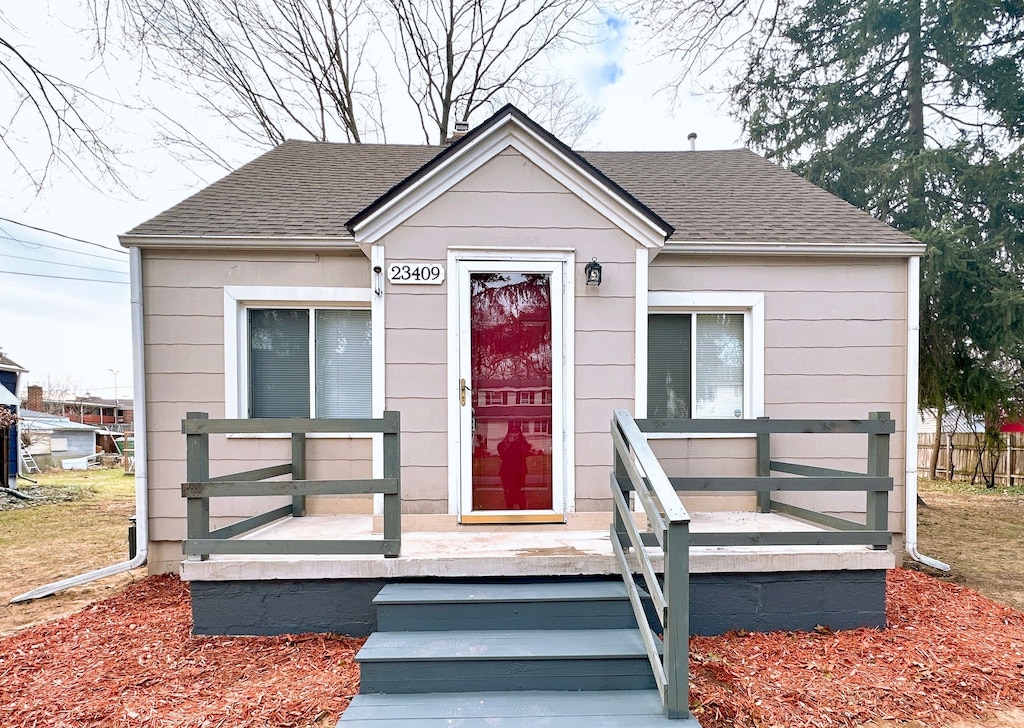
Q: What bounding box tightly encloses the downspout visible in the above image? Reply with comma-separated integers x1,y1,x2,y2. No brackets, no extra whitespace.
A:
11,246,150,602
904,254,950,571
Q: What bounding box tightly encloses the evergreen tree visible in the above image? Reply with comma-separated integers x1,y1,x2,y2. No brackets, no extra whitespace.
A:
723,0,1024,474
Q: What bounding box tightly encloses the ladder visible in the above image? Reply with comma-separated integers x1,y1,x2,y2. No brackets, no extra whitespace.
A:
19,446,40,475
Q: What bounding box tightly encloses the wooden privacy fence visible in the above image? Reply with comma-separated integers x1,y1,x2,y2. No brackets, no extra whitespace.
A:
181,412,401,560
918,432,1024,486
610,410,894,720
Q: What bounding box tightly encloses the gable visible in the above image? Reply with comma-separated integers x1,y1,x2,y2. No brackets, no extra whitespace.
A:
347,106,673,249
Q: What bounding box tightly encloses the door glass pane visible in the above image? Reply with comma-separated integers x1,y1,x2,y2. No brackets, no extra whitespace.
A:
249,309,310,418
694,313,744,418
470,273,553,510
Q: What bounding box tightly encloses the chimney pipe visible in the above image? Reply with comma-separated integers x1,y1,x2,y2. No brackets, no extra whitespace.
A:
447,120,470,145
687,132,697,151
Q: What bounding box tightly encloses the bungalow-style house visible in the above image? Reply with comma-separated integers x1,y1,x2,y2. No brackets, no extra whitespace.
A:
120,106,927,722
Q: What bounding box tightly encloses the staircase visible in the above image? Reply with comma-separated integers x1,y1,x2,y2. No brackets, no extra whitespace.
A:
338,580,702,726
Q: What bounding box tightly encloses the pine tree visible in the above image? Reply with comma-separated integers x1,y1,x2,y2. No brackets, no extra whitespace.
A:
722,0,1024,478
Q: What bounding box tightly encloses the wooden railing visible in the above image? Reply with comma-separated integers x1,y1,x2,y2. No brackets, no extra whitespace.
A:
610,409,692,720
181,411,401,560
610,410,895,719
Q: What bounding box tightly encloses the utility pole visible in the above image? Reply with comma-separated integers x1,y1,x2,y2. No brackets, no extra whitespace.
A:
109,369,119,424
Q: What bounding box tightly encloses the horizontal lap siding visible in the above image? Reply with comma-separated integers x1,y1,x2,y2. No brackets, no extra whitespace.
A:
650,255,908,531
142,250,371,571
383,149,639,511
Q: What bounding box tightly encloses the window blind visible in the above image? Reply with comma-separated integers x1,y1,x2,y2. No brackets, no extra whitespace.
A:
249,309,311,418
315,309,372,417
647,313,692,418
694,313,744,419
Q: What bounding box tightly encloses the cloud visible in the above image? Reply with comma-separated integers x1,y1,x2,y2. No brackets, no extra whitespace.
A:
578,11,630,97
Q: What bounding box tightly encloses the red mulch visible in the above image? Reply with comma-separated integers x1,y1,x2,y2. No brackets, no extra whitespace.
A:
690,568,1024,727
0,569,1022,728
0,575,363,727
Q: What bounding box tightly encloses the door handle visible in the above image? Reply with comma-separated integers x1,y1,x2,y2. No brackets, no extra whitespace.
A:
460,378,472,406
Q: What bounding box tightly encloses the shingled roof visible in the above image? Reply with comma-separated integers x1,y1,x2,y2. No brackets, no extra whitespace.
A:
124,139,916,245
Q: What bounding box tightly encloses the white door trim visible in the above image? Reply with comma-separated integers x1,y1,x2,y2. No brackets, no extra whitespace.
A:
446,250,575,519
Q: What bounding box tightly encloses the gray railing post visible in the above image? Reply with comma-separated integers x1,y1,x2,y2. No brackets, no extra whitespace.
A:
662,517,691,720
756,416,771,513
612,419,630,550
185,412,210,561
866,411,891,549
291,432,306,516
382,411,401,558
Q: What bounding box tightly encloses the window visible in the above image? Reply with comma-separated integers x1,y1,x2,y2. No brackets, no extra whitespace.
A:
248,307,371,418
648,313,745,419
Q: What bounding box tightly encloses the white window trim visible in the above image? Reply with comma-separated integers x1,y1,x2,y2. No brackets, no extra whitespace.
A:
223,285,381,439
638,291,765,439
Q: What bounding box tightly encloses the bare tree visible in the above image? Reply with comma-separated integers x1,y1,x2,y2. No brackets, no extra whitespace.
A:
0,18,122,191
384,0,595,144
119,0,383,157
633,0,787,90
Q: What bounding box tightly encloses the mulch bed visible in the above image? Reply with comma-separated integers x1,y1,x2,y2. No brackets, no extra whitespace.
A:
0,568,1022,727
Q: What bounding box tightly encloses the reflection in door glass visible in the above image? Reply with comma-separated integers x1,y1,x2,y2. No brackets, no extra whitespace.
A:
470,273,553,510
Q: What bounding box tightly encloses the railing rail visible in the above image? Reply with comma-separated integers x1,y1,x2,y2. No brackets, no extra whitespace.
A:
610,409,895,719
181,411,401,560
610,409,691,720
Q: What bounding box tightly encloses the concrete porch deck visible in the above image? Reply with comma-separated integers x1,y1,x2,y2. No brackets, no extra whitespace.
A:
179,511,895,582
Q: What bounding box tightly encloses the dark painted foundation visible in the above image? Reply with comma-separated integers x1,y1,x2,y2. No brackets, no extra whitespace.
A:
188,570,887,637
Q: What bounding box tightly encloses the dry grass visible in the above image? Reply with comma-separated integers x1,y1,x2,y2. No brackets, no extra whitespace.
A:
0,467,143,635
915,478,1024,611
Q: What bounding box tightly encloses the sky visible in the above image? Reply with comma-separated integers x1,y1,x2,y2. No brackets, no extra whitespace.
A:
0,3,744,402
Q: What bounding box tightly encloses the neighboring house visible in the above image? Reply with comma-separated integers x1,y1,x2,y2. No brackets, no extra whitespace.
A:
24,385,134,431
0,350,27,487
120,106,926,641
918,407,984,437
18,408,99,470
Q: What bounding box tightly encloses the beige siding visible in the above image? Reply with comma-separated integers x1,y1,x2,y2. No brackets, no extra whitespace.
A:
650,254,909,531
142,249,372,570
380,147,639,513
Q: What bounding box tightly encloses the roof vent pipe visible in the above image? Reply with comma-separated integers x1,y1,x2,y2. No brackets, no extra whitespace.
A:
687,132,697,151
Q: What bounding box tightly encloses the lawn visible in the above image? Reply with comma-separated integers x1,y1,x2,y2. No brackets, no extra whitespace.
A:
0,467,140,635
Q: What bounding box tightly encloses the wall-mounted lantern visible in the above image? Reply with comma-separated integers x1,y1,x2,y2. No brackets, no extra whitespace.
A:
584,257,602,286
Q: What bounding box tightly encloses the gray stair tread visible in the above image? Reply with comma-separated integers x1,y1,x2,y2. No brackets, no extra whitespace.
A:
374,581,631,605
338,691,702,726
358,628,651,662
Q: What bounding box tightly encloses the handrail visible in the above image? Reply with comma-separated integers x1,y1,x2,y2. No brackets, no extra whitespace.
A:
181,411,401,560
611,409,691,720
610,409,896,719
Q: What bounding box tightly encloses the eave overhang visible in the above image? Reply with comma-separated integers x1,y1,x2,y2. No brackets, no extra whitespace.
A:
663,240,927,257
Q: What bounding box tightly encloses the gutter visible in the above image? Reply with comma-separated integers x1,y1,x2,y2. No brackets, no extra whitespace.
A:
11,246,150,602
904,254,950,572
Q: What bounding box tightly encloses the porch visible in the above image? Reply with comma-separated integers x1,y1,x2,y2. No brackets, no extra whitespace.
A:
179,410,897,723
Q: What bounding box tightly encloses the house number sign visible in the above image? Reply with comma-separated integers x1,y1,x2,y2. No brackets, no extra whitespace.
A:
387,263,445,285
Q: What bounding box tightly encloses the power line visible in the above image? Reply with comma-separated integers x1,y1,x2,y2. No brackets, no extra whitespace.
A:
0,215,128,255
0,269,129,285
0,234,129,263
2,251,128,275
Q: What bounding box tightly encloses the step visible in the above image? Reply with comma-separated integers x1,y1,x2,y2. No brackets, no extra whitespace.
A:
357,628,658,694
338,690,702,726
374,580,640,631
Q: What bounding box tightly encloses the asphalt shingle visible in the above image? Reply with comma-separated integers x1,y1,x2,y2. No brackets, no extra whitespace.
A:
125,140,915,245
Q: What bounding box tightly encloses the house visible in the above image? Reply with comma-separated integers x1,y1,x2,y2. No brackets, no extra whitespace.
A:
23,385,134,431
17,408,100,470
0,350,27,487
120,105,926,644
